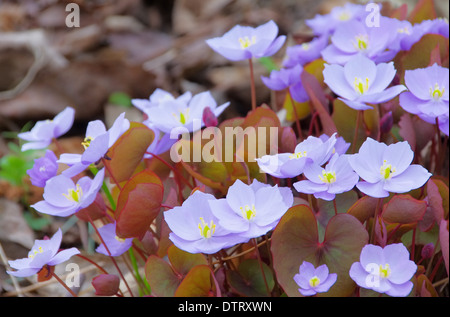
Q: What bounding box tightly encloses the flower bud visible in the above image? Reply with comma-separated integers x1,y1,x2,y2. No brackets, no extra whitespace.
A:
92,274,120,296
421,243,434,260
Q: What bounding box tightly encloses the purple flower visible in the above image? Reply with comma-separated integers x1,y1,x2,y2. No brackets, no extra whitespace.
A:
18,107,75,151
261,64,308,102
294,261,337,296
283,35,329,67
27,150,59,187
131,88,192,113
293,154,359,201
348,138,431,198
208,179,293,241
319,133,350,155
321,19,396,65
7,228,79,277
323,54,406,111
206,20,286,61
164,190,243,254
144,91,229,134
95,222,133,257
256,133,337,178
305,2,366,36
58,113,130,177
349,243,417,297
399,63,449,118
31,168,105,217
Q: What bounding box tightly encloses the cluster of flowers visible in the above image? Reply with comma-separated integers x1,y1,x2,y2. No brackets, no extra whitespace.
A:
6,1,448,298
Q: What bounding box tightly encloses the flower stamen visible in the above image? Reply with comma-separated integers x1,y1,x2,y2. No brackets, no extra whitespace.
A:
240,204,256,220
239,36,257,49
62,184,83,203
198,217,216,239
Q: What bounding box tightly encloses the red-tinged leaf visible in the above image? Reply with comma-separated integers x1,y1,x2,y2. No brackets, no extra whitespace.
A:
226,259,274,297
167,245,207,276
175,265,217,297
374,216,387,247
419,179,445,231
115,170,164,239
398,113,416,152
92,274,120,296
429,43,442,66
76,193,106,222
440,220,449,276
432,179,449,219
271,205,368,297
347,196,380,224
390,3,408,20
381,194,427,224
417,274,438,297
202,106,218,127
301,71,337,136
104,122,155,183
37,265,54,282
279,126,297,153
145,255,181,297
408,0,436,24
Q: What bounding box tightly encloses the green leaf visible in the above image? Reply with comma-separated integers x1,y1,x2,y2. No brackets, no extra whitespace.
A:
271,204,368,297
108,91,132,108
145,255,181,297
175,265,217,297
226,259,274,297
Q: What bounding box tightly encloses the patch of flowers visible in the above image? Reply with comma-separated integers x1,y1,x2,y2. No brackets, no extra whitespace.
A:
6,1,449,299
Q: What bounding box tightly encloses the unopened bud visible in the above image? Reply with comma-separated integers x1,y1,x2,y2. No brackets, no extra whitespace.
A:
380,111,393,134
202,107,218,127
421,243,435,260
92,274,120,296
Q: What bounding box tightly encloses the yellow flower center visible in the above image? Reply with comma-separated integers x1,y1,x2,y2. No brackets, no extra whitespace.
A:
397,27,411,34
115,236,126,243
173,108,190,125
380,160,396,180
240,204,256,220
338,11,351,21
29,246,44,259
354,77,370,95
379,263,391,279
81,136,94,150
289,151,307,159
319,171,337,184
301,43,310,51
198,217,216,239
62,184,83,203
353,34,369,51
239,36,256,49
309,276,321,287
430,83,445,101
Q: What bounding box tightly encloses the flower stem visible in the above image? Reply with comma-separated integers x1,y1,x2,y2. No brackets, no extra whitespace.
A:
352,110,362,154
252,238,271,296
333,199,338,216
287,90,303,141
248,58,257,111
370,197,383,244
51,271,78,297
87,215,134,297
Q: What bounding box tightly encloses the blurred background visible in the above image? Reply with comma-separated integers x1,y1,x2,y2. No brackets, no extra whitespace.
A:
0,0,448,296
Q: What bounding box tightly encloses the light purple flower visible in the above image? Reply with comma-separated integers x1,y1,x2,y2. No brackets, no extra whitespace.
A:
131,88,192,113
31,168,105,217
399,63,449,119
164,190,243,254
27,150,59,187
261,64,308,102
206,20,286,61
348,138,431,198
319,133,350,155
95,222,133,257
283,35,329,67
18,107,75,151
256,133,337,178
323,54,406,111
294,261,337,296
58,113,130,177
293,154,359,201
305,2,366,36
7,228,79,277
349,243,417,297
321,19,396,65
208,179,293,241
144,91,229,134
